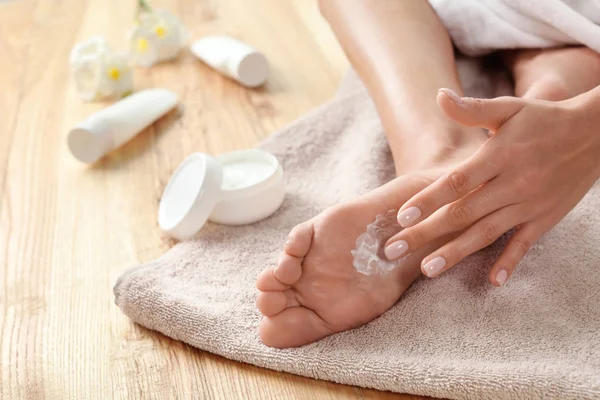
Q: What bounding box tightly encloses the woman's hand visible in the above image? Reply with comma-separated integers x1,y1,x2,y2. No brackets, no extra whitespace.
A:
384,88,600,286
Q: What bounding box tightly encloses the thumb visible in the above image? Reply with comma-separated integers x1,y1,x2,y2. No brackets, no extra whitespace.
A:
437,88,525,133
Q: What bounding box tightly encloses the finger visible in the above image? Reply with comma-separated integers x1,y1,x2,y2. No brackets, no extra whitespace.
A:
489,223,540,287
385,176,516,260
420,206,522,278
397,145,503,228
438,88,526,133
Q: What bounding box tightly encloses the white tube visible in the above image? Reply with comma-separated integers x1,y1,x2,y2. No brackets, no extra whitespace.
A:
67,89,178,164
190,35,269,88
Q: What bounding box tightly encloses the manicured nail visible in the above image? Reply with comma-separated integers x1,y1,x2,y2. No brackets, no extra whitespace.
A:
384,240,409,260
397,206,421,227
422,256,446,277
496,269,508,286
440,88,464,105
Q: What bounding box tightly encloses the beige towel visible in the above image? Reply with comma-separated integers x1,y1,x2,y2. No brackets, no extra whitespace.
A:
114,67,600,400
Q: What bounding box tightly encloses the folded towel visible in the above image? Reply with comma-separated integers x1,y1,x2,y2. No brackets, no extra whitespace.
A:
429,0,600,55
114,65,600,400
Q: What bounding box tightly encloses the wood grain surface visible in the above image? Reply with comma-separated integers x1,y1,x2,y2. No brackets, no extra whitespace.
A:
0,0,431,398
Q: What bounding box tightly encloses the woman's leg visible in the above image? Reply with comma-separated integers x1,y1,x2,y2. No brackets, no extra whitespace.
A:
504,47,600,101
256,1,488,348
319,0,487,173
256,1,600,347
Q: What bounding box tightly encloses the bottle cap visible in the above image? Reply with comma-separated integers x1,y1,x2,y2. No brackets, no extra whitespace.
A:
190,35,269,88
67,117,114,164
158,153,223,241
235,51,269,88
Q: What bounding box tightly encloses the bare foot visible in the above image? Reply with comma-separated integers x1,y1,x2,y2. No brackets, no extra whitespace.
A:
256,169,454,348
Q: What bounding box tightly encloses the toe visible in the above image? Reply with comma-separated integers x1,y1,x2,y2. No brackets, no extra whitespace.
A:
274,252,303,285
256,291,287,316
256,267,289,291
259,307,334,348
284,222,314,258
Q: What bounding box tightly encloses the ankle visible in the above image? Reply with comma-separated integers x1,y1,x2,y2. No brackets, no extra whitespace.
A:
391,123,486,175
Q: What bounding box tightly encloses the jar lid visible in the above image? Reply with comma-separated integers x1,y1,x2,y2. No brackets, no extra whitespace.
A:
158,153,223,241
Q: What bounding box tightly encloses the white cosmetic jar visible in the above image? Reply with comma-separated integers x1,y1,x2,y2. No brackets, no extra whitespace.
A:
158,149,285,241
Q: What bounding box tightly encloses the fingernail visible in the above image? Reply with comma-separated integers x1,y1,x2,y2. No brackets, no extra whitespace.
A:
422,256,447,277
384,240,409,260
284,238,292,247
496,269,508,286
440,88,464,105
397,206,421,227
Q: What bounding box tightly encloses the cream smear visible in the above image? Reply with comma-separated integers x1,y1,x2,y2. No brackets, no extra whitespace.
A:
352,209,410,275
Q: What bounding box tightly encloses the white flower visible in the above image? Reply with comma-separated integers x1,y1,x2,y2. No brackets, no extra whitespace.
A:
69,36,112,66
70,36,134,101
129,25,160,68
129,9,187,67
98,52,133,99
69,36,111,101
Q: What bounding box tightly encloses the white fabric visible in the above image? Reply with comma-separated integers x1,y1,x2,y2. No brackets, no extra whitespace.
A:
429,0,600,55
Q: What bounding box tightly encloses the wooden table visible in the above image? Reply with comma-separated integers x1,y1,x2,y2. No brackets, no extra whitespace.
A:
0,0,429,398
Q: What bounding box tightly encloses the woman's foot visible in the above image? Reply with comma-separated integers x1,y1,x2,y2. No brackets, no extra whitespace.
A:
256,173,445,348
256,113,487,349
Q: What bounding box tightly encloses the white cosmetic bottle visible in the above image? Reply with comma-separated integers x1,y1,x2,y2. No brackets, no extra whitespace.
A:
190,35,269,88
158,149,285,241
67,89,179,164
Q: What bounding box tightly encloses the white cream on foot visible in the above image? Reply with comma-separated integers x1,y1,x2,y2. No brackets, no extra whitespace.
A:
352,209,409,275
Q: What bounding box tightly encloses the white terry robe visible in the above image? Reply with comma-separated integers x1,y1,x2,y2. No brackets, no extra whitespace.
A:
429,0,600,55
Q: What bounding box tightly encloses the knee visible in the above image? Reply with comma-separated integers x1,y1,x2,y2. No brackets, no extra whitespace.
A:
523,74,572,102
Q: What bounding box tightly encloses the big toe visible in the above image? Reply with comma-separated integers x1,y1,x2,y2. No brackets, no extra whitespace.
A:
284,221,314,258
256,221,313,291
259,307,333,348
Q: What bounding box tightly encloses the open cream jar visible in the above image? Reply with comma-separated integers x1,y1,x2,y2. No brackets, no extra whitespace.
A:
158,149,285,241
